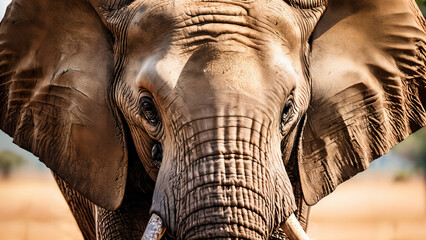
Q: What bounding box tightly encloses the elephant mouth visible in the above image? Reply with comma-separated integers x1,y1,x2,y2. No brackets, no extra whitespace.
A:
142,213,308,240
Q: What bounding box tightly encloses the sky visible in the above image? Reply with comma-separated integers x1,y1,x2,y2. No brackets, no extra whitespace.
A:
0,1,10,20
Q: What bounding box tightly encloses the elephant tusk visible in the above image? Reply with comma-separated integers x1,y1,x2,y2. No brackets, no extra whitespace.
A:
142,213,166,240
281,213,310,240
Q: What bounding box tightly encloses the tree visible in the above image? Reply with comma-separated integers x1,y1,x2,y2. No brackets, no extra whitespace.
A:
0,150,26,178
417,0,426,15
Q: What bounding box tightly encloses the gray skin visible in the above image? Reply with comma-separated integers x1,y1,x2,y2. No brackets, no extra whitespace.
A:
0,0,425,239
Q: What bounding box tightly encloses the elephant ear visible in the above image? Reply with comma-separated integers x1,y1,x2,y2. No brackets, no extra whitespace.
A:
0,0,127,210
300,0,426,205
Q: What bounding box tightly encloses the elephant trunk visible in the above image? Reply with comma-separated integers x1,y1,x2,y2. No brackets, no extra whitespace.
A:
150,116,297,239
176,153,270,240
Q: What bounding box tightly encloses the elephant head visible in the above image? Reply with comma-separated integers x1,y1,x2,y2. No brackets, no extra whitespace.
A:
0,0,424,239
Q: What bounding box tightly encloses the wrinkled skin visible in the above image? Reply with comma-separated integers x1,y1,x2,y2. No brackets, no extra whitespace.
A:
0,0,425,239
123,2,309,238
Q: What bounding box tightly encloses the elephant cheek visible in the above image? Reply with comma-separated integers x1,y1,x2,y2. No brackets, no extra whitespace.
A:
149,120,296,239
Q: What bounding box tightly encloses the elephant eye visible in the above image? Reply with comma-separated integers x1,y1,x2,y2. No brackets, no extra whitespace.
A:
280,96,294,131
140,96,159,126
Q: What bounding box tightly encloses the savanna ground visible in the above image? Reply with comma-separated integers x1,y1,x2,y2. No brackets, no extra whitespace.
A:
0,170,425,240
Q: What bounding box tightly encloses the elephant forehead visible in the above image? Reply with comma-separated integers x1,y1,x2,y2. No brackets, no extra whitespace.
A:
132,51,273,101
130,44,298,110
127,0,301,52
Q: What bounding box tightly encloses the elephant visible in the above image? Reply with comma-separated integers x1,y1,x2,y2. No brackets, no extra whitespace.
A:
0,0,425,239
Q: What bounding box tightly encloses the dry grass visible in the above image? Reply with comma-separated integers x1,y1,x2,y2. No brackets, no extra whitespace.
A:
0,172,425,240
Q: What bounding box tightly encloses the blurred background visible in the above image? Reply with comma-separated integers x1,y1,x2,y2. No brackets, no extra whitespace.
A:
0,1,426,240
